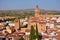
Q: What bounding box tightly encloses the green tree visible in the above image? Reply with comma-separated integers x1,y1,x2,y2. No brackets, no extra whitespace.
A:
5,23,9,26
19,37,24,40
29,25,36,40
35,24,39,40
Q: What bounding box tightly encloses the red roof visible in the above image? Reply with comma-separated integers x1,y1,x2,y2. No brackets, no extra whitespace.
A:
42,36,49,39
25,29,30,32
0,26,3,30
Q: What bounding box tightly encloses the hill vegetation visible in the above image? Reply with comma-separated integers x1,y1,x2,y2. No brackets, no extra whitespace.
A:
0,9,60,18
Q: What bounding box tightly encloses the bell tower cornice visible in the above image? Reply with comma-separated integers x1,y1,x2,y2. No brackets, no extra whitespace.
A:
35,5,40,17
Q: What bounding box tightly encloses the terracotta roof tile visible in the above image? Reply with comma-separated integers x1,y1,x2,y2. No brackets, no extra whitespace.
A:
25,29,30,32
42,36,48,39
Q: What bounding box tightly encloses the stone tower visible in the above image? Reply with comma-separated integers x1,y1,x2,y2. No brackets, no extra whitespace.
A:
35,5,40,17
14,18,20,32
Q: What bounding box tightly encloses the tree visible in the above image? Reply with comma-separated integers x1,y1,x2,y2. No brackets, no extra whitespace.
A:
5,23,9,26
29,25,36,40
19,37,24,40
35,24,39,40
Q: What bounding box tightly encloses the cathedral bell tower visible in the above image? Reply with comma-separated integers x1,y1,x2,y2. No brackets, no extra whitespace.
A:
35,5,40,17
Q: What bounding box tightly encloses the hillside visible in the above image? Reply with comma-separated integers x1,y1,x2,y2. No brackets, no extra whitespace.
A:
0,9,60,18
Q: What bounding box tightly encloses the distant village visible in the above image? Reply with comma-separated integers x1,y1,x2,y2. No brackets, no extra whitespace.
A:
0,5,60,40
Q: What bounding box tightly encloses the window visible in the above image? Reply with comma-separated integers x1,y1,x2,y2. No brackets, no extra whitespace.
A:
8,38,12,40
20,21,28,28
57,17,59,18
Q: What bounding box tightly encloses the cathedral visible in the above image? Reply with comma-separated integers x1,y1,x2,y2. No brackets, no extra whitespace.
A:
20,5,57,34
27,5,54,33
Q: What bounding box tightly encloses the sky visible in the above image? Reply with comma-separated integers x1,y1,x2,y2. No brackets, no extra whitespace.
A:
0,0,60,10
